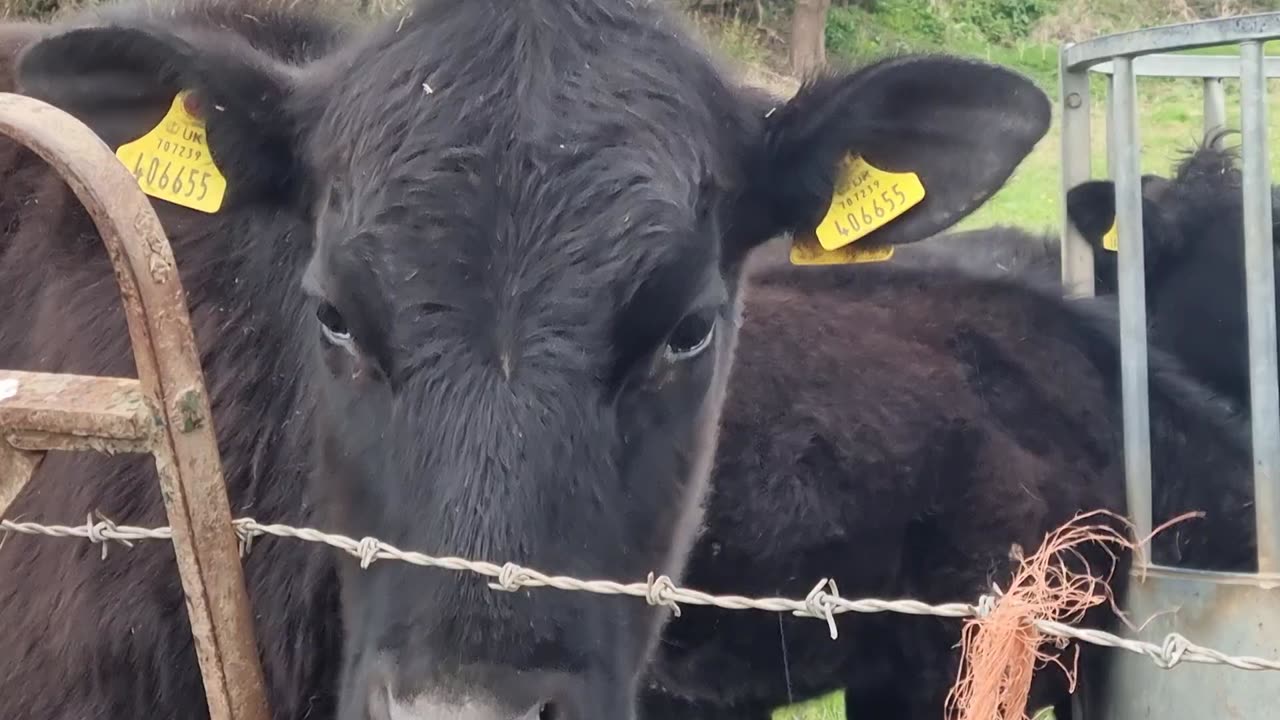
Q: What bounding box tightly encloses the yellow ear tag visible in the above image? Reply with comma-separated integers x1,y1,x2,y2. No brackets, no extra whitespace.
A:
789,229,895,265
771,689,845,720
1102,218,1119,252
815,154,926,251
115,91,228,214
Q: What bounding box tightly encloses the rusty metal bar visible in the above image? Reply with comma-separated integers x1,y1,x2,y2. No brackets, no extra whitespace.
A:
0,371,154,443
0,93,270,720
0,441,41,519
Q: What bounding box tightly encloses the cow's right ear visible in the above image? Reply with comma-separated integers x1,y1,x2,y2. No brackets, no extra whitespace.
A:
15,25,304,205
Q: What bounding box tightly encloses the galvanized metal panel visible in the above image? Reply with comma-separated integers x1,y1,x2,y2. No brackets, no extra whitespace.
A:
1102,567,1280,719
1110,57,1155,544
1089,52,1280,78
1058,49,1096,298
1203,77,1227,135
1066,12,1280,70
1238,42,1280,574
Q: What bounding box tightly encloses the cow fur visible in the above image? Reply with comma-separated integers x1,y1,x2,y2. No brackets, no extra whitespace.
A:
636,248,1257,720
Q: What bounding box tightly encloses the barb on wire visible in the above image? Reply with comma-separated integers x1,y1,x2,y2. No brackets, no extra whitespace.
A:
4,514,1280,673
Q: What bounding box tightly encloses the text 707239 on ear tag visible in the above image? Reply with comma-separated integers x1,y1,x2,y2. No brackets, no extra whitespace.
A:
114,90,228,214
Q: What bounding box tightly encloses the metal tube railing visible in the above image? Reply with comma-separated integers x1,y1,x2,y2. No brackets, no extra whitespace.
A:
1059,11,1280,574
1110,57,1155,544
1238,41,1280,573
1058,48,1096,298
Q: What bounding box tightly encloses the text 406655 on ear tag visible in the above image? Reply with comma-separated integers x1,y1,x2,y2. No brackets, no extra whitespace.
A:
1102,219,1119,252
115,91,228,214
816,154,925,250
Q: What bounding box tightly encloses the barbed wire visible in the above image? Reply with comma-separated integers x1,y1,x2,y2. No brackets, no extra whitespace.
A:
4,513,1280,674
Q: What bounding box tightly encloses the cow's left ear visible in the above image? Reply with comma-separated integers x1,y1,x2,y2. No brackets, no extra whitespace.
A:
733,55,1050,251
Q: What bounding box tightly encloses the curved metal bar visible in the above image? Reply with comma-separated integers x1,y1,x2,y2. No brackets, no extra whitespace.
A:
0,93,270,720
1088,53,1280,78
1065,12,1280,71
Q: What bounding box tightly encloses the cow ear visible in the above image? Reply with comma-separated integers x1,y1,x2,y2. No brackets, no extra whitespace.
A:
16,25,304,206
1066,180,1118,245
734,55,1050,252
1066,178,1184,272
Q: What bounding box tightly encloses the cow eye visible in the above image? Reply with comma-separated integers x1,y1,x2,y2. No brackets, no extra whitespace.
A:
316,301,354,349
664,309,716,362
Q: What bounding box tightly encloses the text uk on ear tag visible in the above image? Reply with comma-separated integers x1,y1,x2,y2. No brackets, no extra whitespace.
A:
815,154,926,251
1102,218,1119,252
771,689,846,720
115,91,228,214
790,229,895,265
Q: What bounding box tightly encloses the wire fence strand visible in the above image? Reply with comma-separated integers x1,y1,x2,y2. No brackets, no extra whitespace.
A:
4,514,1280,673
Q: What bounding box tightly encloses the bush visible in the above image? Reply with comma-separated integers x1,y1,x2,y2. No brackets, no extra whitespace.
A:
947,0,1058,45
824,0,948,61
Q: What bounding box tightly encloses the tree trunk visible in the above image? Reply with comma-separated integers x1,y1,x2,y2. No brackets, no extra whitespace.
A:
789,0,831,78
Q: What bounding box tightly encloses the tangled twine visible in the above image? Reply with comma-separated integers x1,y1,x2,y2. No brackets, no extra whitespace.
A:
945,509,1200,720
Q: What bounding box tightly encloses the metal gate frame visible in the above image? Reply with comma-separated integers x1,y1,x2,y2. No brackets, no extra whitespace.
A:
0,94,271,720
1058,13,1280,718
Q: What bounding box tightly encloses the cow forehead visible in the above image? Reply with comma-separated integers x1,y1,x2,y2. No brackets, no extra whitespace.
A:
301,0,744,204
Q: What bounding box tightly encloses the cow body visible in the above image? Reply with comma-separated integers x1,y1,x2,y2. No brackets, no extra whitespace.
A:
636,254,1256,720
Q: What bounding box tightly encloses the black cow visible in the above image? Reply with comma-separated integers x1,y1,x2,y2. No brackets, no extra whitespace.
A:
0,0,1050,719
1067,131,1280,413
634,243,1257,720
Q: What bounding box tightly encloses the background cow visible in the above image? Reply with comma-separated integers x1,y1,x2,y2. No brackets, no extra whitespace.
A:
1067,131,1280,413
